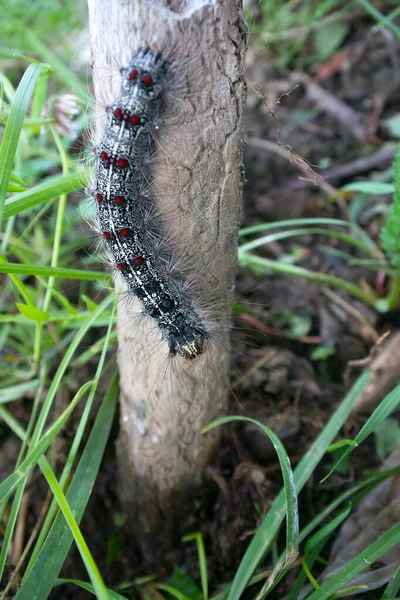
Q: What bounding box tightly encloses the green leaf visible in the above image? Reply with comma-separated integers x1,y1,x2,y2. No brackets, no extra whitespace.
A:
311,345,336,361
321,380,400,482
307,521,400,599
381,145,400,266
313,22,350,57
374,417,400,461
181,534,208,600
0,62,50,227
166,565,203,600
383,114,400,139
304,503,352,555
54,579,128,600
82,294,99,312
326,439,358,453
16,375,119,600
0,379,40,404
16,303,49,322
381,566,400,599
0,262,107,281
3,169,87,220
225,371,370,600
0,382,92,504
203,415,299,595
341,182,395,194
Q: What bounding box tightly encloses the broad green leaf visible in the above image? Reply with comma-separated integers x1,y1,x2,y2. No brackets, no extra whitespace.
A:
16,303,49,322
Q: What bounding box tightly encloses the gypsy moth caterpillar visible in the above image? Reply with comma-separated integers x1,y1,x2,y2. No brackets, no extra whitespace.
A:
90,46,209,360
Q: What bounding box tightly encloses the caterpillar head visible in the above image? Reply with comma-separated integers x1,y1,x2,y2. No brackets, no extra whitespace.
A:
121,47,168,99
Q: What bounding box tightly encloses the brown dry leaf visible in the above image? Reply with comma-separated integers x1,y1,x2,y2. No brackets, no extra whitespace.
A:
320,446,400,595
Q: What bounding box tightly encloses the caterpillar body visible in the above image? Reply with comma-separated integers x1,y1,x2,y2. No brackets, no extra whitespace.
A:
91,47,208,360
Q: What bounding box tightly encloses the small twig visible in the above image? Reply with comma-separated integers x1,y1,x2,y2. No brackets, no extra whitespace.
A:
344,330,391,387
288,146,397,190
246,135,340,199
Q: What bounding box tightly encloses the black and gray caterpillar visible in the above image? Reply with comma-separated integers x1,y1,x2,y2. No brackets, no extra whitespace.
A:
91,47,207,359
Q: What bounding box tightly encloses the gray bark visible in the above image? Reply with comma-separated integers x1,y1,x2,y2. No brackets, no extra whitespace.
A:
87,0,246,558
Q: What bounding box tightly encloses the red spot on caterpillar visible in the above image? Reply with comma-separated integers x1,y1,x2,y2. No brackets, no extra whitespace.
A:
109,157,115,164
120,228,131,236
130,115,141,126
103,231,111,239
96,193,103,202
129,69,138,80
117,158,128,168
114,107,122,118
133,256,144,265
114,195,125,206
93,147,96,154
105,106,110,113
117,263,125,270
142,73,153,87
100,151,108,161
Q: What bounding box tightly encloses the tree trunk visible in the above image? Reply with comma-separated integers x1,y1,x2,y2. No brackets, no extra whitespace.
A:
87,0,246,559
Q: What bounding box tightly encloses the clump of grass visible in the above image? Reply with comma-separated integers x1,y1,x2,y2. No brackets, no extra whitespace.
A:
381,146,400,267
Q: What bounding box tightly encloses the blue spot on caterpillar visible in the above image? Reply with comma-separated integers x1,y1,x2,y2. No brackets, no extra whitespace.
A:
91,47,207,360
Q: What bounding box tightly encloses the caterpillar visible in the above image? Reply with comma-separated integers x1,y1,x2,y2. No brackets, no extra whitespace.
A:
90,47,208,360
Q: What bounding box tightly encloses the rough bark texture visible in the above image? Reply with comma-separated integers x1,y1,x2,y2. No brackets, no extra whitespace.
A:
87,0,246,558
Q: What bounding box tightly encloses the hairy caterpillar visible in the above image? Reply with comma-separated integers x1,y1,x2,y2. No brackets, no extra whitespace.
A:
90,47,208,360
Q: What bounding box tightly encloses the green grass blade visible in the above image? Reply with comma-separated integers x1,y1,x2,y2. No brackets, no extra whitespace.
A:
54,579,128,600
203,415,299,592
28,306,116,567
3,169,87,220
28,296,114,451
39,459,109,600
0,381,91,503
258,464,400,596
155,583,192,600
182,532,208,600
239,228,375,256
304,503,352,555
16,374,119,600
0,261,107,281
321,381,400,482
307,521,400,599
0,62,50,227
381,567,400,599
0,379,39,404
0,480,27,583
225,371,370,600
239,218,351,237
